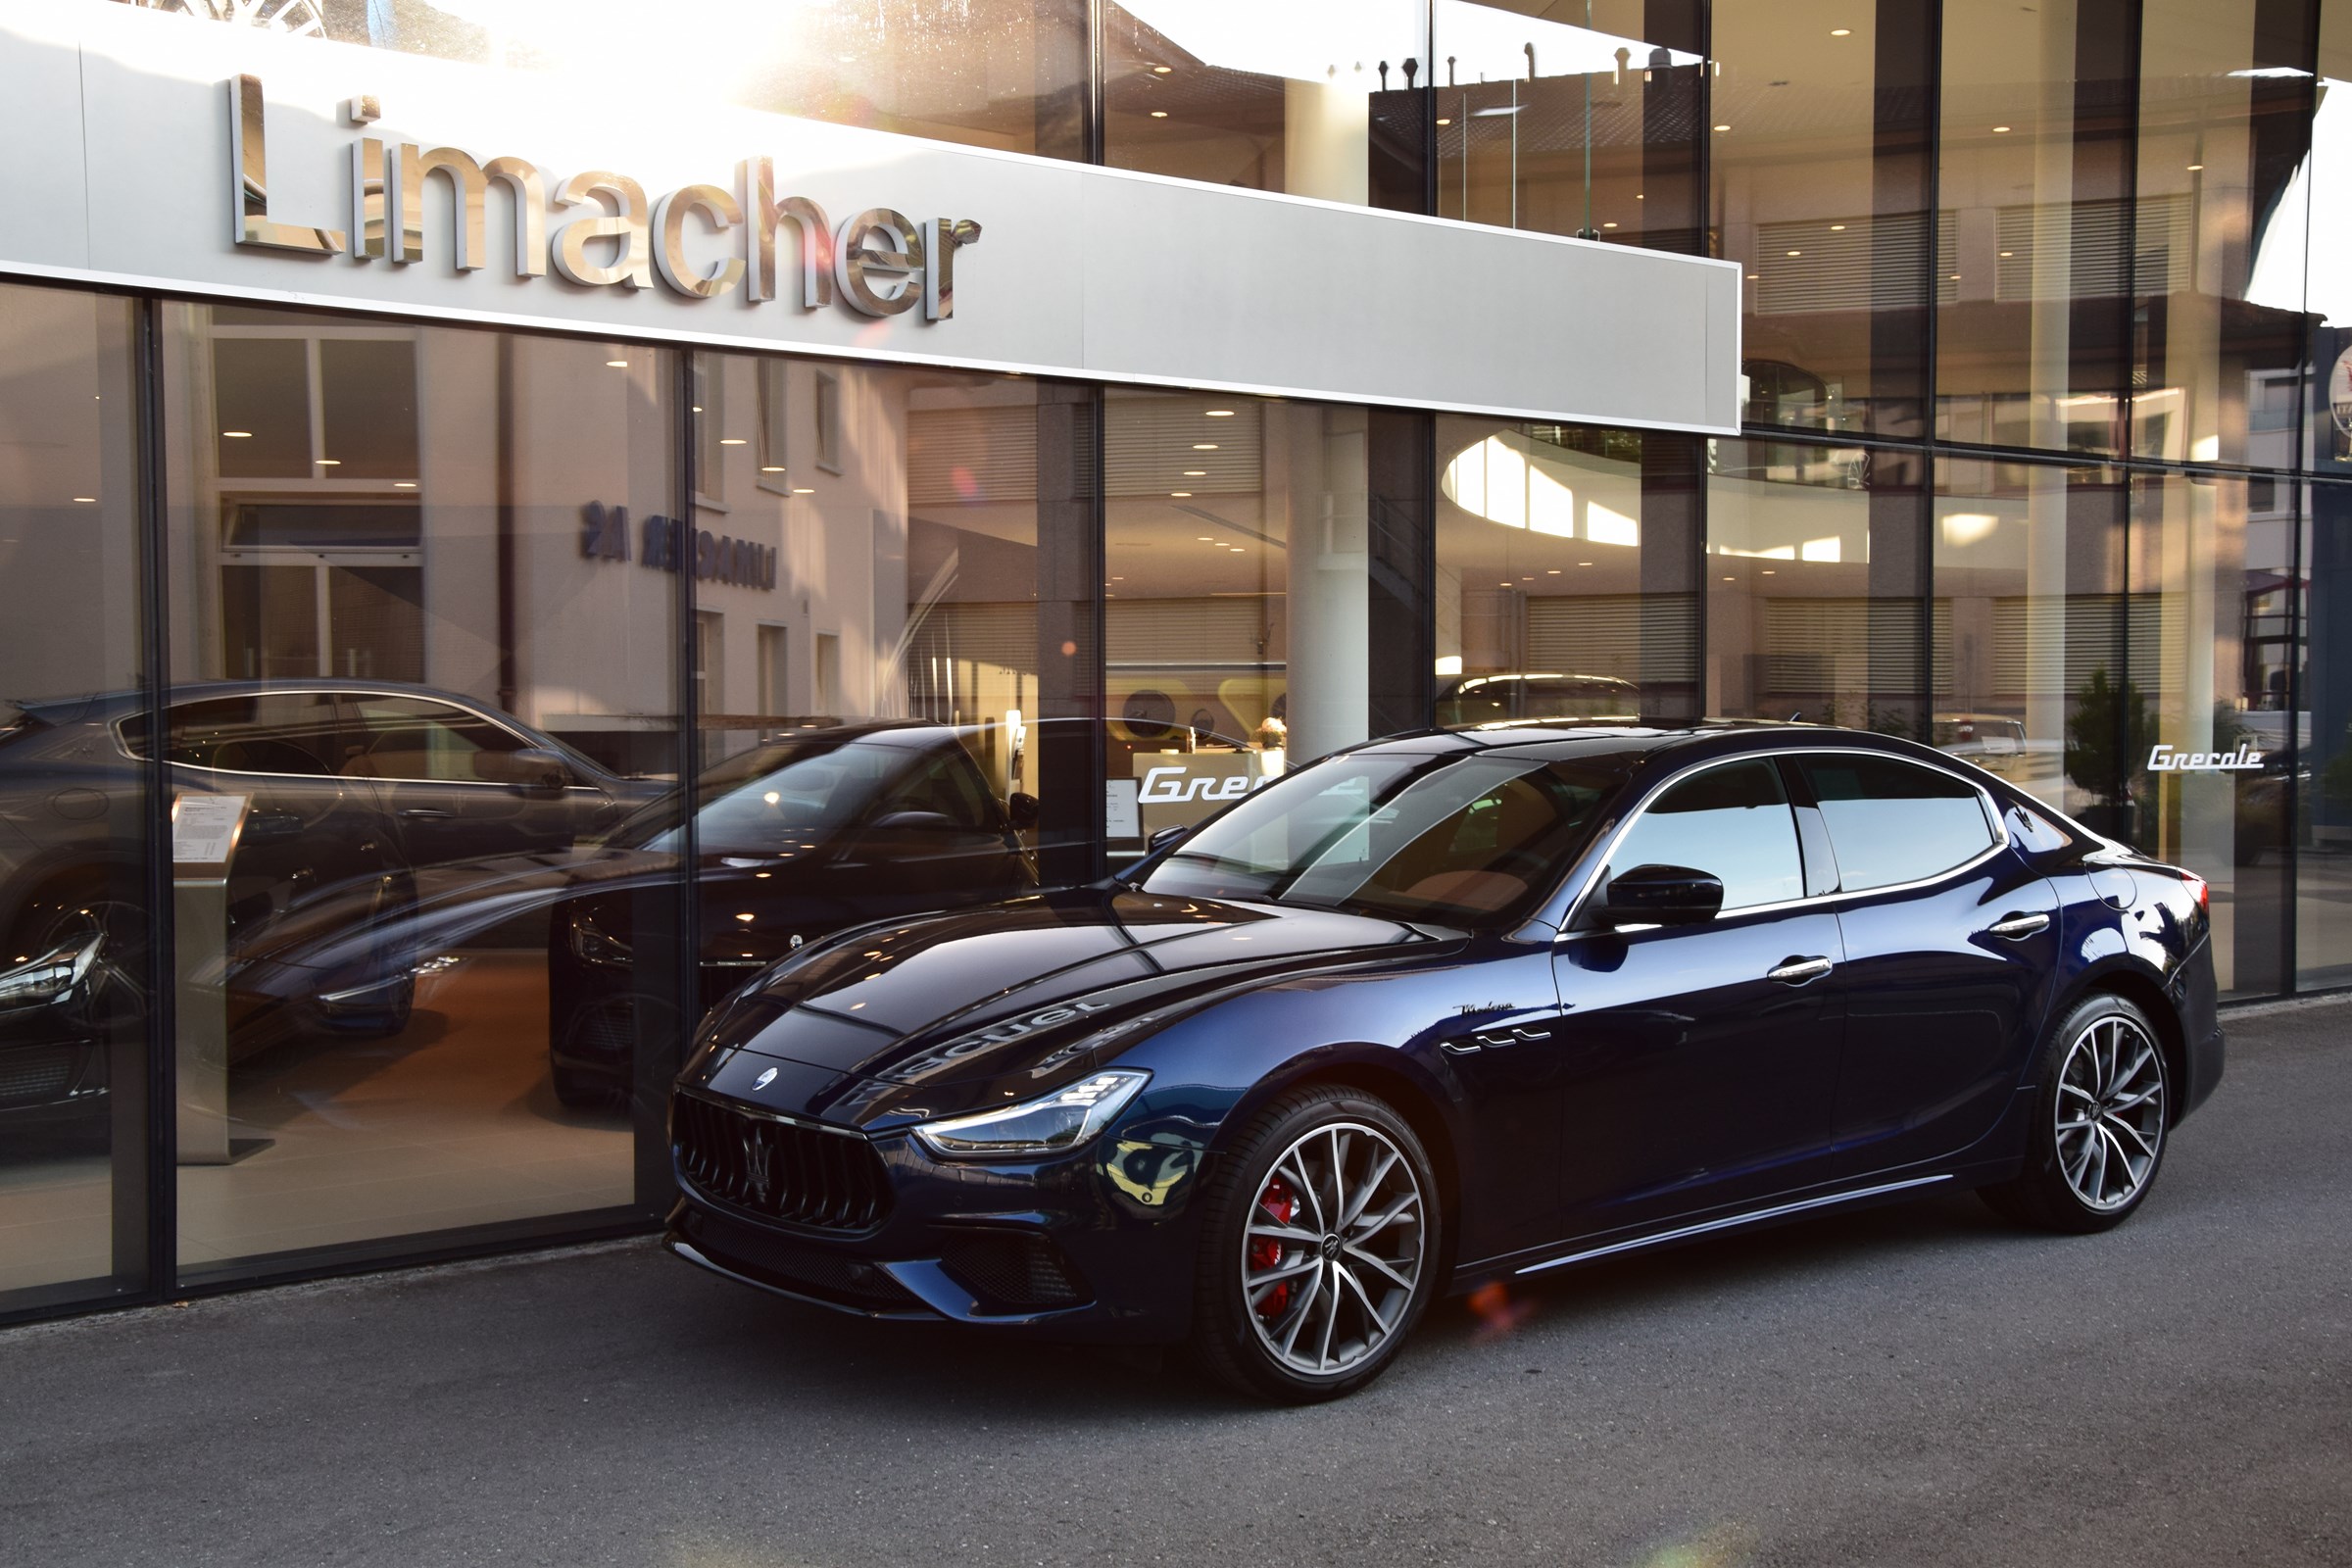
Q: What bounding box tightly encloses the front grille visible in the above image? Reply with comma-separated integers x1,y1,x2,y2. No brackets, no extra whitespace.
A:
677,1204,920,1310
938,1230,1086,1309
0,1047,77,1105
571,1000,635,1061
672,1091,892,1232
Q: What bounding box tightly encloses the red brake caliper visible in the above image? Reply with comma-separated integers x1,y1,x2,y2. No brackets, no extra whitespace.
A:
1250,1175,1299,1321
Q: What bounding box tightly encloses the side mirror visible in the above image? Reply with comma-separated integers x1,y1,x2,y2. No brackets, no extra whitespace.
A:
1147,822,1190,852
1006,791,1041,830
1594,863,1724,927
478,746,572,794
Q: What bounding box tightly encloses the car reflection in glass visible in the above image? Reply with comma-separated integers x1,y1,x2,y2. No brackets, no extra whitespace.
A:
0,681,661,1122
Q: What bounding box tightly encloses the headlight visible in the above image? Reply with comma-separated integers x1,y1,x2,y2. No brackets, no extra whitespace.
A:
566,910,633,966
0,936,102,1011
910,1069,1151,1160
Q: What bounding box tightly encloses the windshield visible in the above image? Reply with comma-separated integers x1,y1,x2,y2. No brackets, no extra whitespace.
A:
623,739,909,855
1137,752,1625,927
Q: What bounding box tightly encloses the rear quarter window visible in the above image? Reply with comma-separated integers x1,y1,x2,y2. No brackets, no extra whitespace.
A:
1798,755,1998,892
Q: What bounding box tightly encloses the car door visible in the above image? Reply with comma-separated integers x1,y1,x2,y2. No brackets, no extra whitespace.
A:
154,691,386,927
1550,756,1848,1234
830,742,1030,917
1791,752,2060,1175
343,694,611,865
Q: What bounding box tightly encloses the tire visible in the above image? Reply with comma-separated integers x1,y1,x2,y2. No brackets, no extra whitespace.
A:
1188,1084,1443,1403
1981,991,2171,1234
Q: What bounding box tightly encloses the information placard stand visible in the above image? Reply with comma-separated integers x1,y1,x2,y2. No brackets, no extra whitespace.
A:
171,793,248,1167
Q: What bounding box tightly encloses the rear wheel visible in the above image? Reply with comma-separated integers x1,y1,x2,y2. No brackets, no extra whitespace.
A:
1188,1085,1441,1403
1982,992,2170,1234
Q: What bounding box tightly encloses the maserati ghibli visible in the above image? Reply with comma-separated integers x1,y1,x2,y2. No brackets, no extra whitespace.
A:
663,723,2223,1402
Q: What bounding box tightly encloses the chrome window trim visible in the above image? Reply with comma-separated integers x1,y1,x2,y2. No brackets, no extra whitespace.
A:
1555,745,2014,936
111,685,584,790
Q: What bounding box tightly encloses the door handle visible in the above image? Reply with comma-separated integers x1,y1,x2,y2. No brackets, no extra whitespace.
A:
397,808,455,820
1987,912,2050,939
1766,956,1834,986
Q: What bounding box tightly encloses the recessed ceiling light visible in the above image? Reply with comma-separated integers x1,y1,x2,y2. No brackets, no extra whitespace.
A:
1183,469,1207,476
1723,574,1736,582
394,481,416,488
792,487,815,494
1194,443,1219,450
719,437,747,445
1761,568,1777,575
1949,272,1962,279
1152,65,1171,74
1436,117,1452,125
1999,250,2013,257
1830,223,1846,231
1830,26,1852,35
1204,409,1236,417
1602,221,1618,229
1787,249,1801,257
760,466,786,472
1230,547,1245,553
1545,568,1561,574
1713,123,1731,131
1993,124,2011,133
316,458,340,466
73,496,95,503
692,406,703,413
1198,535,1214,541
1636,193,1644,199
2187,162,2204,171
1170,491,1193,497
607,360,629,368
1151,110,1168,118
1578,561,1593,567
221,430,252,438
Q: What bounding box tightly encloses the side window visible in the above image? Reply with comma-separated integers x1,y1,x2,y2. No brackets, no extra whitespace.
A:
1609,760,1804,911
880,749,997,831
348,696,524,782
1798,756,1996,892
140,693,348,777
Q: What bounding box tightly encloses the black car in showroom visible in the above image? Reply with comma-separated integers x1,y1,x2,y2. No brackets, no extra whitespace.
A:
0,681,655,1118
665,722,2223,1401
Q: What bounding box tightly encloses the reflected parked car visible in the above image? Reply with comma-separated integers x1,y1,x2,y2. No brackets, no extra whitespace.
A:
547,722,1040,1107
1435,672,1641,729
0,681,660,1117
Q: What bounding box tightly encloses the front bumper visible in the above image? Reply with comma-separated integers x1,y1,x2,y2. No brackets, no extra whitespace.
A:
663,1092,1210,1344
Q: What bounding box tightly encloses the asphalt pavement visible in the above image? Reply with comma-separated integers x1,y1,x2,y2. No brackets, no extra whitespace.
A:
3,1001,2348,1568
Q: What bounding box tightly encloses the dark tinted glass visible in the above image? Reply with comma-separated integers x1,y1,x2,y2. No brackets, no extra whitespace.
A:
1800,755,1995,891
1609,759,1801,910
1139,754,1620,926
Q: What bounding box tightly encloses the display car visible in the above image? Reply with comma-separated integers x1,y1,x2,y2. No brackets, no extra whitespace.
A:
664,722,2224,1402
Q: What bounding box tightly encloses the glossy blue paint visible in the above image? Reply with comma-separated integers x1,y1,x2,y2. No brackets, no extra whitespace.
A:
662,723,2225,1347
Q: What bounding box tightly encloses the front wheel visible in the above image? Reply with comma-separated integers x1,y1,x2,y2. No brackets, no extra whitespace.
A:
1981,992,2171,1234
1188,1085,1442,1403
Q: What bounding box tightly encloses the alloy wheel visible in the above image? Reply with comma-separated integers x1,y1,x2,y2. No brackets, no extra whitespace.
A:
1240,1120,1426,1377
2055,1013,2166,1212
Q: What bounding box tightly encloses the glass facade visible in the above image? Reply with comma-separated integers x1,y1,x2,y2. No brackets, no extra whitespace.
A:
5,0,2347,1319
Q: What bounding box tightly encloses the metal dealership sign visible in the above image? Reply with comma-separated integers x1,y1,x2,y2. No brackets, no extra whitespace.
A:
228,75,981,318
2146,743,2265,773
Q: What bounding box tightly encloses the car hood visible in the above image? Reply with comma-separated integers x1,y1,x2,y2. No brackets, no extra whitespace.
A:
699,887,1444,1093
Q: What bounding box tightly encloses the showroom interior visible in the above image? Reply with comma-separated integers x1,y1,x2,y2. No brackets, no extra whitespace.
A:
1,0,2348,1324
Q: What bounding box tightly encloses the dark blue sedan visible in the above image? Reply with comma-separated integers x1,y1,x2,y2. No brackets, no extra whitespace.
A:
665,723,2223,1402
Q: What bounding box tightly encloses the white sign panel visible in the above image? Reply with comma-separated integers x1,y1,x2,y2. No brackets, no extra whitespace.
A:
0,1,1741,433
172,793,249,866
